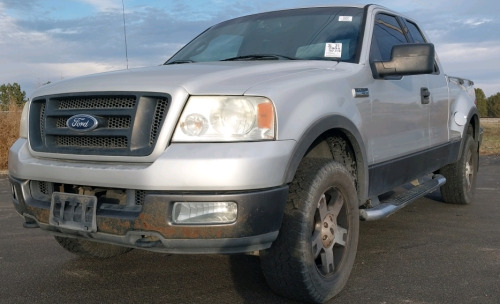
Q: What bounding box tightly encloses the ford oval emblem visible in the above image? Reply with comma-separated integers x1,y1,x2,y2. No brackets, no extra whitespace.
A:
66,114,99,132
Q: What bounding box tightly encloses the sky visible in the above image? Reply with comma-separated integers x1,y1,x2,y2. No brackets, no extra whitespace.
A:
0,0,499,98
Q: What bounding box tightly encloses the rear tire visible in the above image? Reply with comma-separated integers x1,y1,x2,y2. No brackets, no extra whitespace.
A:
260,159,359,303
440,132,478,204
54,236,132,259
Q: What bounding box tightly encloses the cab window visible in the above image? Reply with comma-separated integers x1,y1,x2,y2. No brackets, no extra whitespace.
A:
369,13,408,62
405,20,426,43
403,19,440,74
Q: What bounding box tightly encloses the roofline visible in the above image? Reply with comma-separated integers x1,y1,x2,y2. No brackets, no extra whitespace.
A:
227,5,371,19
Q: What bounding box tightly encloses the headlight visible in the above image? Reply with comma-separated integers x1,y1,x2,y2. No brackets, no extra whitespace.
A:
172,96,275,142
19,102,29,139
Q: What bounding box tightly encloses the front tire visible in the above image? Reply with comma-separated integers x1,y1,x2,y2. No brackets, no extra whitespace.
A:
260,159,359,303
440,132,478,204
54,236,132,259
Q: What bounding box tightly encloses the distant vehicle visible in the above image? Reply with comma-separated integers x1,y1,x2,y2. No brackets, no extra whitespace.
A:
9,4,480,303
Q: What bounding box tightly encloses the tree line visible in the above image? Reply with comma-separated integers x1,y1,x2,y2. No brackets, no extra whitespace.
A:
475,88,500,118
1,82,499,117
0,83,26,111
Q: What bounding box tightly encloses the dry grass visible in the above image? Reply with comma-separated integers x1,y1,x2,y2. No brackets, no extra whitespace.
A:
0,104,22,170
480,119,500,155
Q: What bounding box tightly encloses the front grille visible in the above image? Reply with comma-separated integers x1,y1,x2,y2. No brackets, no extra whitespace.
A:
40,103,46,140
108,117,131,129
58,96,136,109
39,181,50,195
29,92,170,156
136,190,146,206
150,98,168,146
56,136,128,148
30,180,146,207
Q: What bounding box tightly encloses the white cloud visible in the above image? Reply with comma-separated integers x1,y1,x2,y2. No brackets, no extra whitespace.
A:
2,0,500,98
464,18,492,27
46,28,81,35
38,61,119,76
437,42,499,62
0,5,122,97
436,42,500,96
0,6,52,63
76,0,121,12
5,61,123,99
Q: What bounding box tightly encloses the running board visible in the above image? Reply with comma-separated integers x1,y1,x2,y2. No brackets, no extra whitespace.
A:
360,175,446,221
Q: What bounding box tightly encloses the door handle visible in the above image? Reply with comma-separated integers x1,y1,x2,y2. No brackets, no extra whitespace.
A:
421,87,430,104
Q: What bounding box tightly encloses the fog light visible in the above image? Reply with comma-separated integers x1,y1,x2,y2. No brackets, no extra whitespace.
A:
172,202,237,224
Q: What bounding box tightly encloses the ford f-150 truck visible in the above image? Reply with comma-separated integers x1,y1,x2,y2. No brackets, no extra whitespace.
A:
8,5,480,303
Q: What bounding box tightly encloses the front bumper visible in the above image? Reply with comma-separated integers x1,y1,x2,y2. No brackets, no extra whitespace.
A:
9,139,295,191
9,176,288,254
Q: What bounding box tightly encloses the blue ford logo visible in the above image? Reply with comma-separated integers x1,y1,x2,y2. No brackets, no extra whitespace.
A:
66,114,99,132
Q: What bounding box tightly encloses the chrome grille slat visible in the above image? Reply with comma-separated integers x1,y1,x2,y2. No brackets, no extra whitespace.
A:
56,116,131,129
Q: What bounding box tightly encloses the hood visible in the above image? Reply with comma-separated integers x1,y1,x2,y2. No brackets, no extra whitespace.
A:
31,61,339,98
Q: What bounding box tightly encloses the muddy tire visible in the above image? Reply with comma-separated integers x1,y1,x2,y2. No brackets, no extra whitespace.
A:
54,236,132,259
260,159,359,303
440,132,478,204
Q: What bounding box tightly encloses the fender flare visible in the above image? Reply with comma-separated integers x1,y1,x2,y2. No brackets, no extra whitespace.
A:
457,108,480,160
284,115,369,204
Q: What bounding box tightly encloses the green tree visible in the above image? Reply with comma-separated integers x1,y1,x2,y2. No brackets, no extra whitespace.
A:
475,88,488,117
487,93,500,118
0,83,26,110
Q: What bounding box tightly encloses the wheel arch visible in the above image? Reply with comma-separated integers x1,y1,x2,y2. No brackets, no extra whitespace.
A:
461,103,480,138
459,108,481,158
284,115,369,205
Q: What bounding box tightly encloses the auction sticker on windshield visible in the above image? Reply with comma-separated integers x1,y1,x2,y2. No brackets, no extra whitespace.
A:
324,43,342,58
339,16,353,22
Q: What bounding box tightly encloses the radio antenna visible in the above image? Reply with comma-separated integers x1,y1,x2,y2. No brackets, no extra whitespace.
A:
121,0,129,69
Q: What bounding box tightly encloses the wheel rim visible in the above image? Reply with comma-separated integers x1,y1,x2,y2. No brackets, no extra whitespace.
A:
465,148,474,191
311,187,348,276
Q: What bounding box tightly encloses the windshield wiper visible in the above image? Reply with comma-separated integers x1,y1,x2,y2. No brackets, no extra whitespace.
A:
222,54,296,61
165,60,195,65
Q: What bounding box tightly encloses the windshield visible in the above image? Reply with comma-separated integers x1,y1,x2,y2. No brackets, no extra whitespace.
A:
166,7,364,64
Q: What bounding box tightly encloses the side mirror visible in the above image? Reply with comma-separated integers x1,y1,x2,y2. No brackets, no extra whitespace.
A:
373,43,435,78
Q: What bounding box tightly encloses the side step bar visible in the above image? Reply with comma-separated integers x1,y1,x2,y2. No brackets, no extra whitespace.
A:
360,175,446,221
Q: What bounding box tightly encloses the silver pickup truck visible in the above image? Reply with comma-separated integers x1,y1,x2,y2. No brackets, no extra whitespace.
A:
8,4,480,303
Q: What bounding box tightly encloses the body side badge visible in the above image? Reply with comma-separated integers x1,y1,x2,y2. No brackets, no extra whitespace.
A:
352,88,369,98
